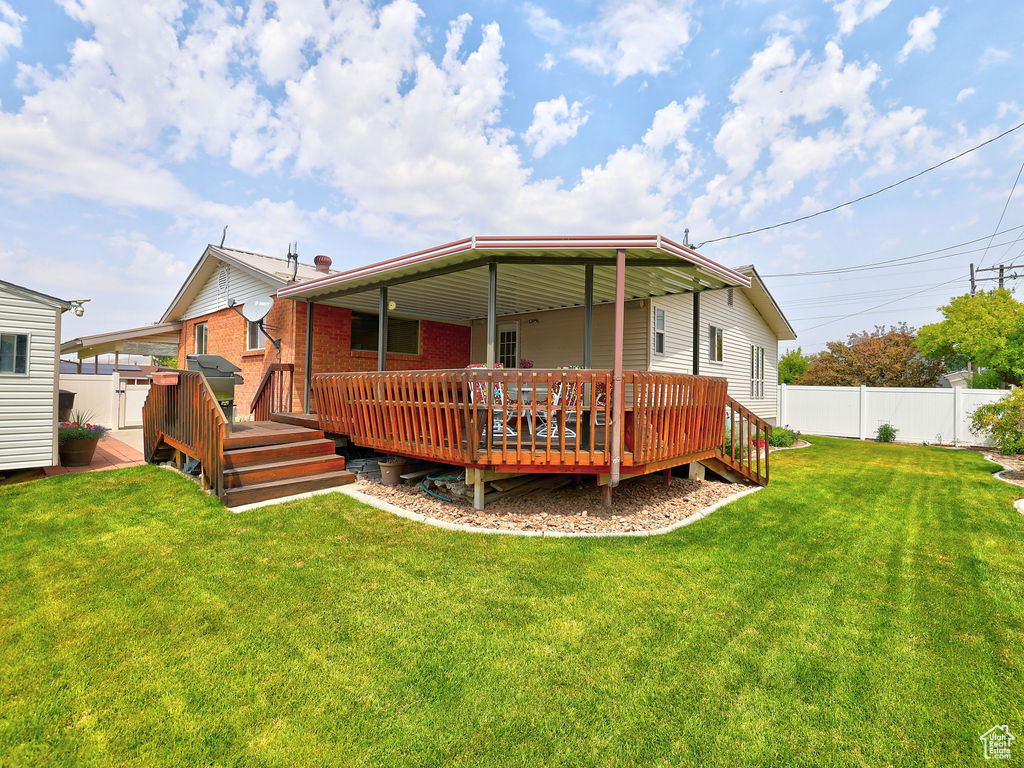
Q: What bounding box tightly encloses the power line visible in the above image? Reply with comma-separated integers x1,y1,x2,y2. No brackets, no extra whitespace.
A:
762,224,1024,277
694,119,1024,249
977,157,1024,270
798,276,962,333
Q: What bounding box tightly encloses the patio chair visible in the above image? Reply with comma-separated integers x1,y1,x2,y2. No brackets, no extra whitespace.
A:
466,363,521,441
534,365,583,440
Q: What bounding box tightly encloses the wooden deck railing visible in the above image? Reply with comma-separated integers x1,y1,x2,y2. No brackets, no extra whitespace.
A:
250,363,295,420
312,368,732,472
712,396,771,485
142,370,228,498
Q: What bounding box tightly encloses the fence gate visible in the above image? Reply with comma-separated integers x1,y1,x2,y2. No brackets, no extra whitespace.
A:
116,382,150,428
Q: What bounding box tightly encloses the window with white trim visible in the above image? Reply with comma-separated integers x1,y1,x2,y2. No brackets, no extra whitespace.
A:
708,325,723,362
654,308,666,354
751,345,765,398
246,320,265,351
194,323,208,355
498,322,519,368
350,312,420,355
0,332,28,374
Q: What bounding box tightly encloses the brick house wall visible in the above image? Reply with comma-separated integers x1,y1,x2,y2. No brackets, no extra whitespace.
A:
178,299,471,416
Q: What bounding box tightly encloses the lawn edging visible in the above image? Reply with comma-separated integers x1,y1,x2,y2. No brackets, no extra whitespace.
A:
936,445,1024,515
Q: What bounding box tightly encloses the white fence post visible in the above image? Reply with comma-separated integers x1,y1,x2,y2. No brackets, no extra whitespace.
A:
953,386,962,446
858,385,868,440
778,383,787,426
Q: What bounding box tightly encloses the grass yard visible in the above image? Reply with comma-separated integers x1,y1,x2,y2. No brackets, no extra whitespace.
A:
1,437,1023,767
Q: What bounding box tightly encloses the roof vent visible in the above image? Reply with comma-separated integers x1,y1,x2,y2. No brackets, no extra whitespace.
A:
314,254,332,273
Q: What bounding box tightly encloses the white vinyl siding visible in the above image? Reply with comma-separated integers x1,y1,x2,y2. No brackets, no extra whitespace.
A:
183,263,276,321
0,285,60,470
470,301,649,370
648,290,779,423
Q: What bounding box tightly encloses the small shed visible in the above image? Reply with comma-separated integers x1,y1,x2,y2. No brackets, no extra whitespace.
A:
0,279,72,472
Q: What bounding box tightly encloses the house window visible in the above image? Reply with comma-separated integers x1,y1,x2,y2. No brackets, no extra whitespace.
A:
751,345,765,398
194,322,208,355
0,332,28,374
498,322,519,368
654,308,666,354
350,312,420,355
708,325,723,362
246,320,265,351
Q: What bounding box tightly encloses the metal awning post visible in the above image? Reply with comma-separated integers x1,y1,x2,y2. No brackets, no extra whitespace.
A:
378,287,388,372
608,248,626,497
583,264,593,368
304,300,314,412
692,291,701,375
486,263,497,367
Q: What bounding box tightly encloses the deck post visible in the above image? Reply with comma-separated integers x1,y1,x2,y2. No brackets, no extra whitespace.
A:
471,468,486,511
303,300,314,412
692,291,700,375
486,262,497,367
601,483,612,507
378,287,388,372
583,264,593,368
609,248,626,489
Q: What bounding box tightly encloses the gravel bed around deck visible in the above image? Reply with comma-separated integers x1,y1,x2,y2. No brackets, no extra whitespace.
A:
355,474,750,534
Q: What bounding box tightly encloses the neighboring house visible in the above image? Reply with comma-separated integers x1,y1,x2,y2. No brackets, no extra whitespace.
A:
467,265,793,423
160,245,471,415
0,279,72,473
943,370,969,388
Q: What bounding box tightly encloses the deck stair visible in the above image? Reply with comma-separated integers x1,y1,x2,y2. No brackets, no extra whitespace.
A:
221,421,353,507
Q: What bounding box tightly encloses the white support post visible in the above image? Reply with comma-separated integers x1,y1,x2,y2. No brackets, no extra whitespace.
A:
778,383,786,426
858,385,869,440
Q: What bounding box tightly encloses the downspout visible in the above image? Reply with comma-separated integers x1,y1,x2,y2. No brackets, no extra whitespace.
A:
304,299,314,412
609,248,626,488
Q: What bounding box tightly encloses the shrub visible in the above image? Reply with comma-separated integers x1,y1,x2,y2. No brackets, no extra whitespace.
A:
769,427,798,447
970,387,1024,454
876,423,898,443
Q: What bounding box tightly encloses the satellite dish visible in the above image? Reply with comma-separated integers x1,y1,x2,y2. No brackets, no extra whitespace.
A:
242,296,274,323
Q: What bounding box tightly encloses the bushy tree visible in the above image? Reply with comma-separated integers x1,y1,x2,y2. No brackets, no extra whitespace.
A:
800,323,944,387
778,347,810,384
916,290,1024,386
970,387,1024,454
153,355,178,368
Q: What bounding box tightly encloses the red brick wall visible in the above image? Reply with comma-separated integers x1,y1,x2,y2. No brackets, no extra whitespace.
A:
178,300,471,416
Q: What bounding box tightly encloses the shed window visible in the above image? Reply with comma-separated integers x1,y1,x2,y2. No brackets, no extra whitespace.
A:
246,320,265,351
751,345,765,398
654,308,666,354
351,312,420,355
194,322,208,355
0,332,28,374
708,325,723,363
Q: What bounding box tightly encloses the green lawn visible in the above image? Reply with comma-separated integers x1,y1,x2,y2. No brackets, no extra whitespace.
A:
1,437,1023,767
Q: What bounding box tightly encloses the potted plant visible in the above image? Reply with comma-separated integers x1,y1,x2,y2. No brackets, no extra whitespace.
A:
58,410,108,467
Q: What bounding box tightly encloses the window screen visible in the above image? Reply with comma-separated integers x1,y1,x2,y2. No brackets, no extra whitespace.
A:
0,333,28,374
654,308,665,354
351,312,420,355
708,325,723,362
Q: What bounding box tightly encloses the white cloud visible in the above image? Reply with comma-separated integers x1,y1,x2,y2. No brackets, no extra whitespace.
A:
831,0,892,36
0,1,24,62
523,96,589,158
765,13,807,36
979,46,1011,68
522,3,565,42
898,7,942,62
956,87,975,102
568,0,695,83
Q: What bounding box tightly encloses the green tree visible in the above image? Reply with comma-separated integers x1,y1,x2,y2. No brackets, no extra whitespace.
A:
153,355,178,368
800,324,944,387
778,347,810,384
916,290,1024,385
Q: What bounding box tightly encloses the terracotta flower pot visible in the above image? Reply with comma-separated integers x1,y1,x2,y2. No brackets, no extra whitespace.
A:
59,437,101,467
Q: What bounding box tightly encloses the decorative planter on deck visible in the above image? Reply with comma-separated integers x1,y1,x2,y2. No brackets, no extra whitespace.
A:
150,371,179,386
59,437,100,467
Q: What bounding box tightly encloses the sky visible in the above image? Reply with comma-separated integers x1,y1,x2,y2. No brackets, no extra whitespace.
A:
0,0,1022,352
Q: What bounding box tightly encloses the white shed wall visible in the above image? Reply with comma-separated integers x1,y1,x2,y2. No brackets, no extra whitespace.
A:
0,285,59,470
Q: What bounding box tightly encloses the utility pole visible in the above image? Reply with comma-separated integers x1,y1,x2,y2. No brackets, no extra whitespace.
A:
999,264,1005,289
974,262,1024,291
970,263,976,295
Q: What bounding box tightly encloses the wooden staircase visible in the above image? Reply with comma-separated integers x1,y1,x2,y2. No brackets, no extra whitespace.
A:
221,420,354,507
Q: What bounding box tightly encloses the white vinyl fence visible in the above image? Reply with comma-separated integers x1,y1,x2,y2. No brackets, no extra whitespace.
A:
777,384,1006,446
59,372,150,429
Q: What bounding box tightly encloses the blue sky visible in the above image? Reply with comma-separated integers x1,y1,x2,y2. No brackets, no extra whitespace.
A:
0,0,1022,351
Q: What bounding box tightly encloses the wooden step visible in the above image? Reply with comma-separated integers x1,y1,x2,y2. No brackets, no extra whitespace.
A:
223,438,336,469
223,424,324,450
223,470,355,507
224,454,348,488
270,412,321,430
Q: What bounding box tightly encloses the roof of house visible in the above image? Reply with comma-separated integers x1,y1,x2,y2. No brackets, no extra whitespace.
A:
160,244,335,323
277,235,753,323
732,265,797,341
0,278,72,311
60,322,182,358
